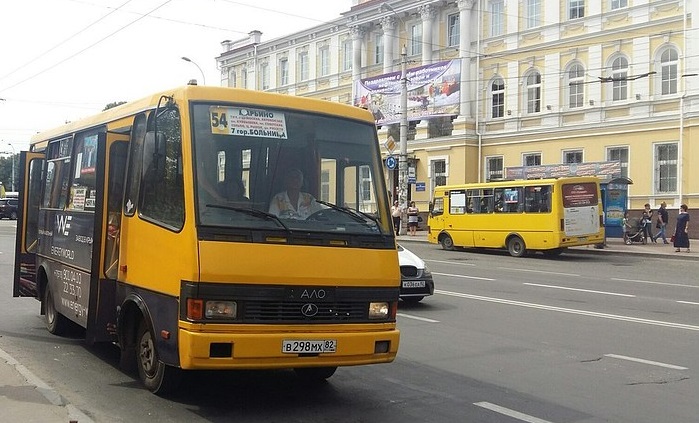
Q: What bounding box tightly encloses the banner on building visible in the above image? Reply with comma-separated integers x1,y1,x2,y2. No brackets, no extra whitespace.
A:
354,60,461,125
505,161,622,181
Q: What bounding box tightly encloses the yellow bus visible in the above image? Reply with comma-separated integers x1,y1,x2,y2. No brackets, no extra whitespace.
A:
13,85,400,393
427,176,604,257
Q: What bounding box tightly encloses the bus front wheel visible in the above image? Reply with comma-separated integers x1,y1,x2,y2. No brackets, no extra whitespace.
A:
440,234,454,250
507,236,526,257
136,321,181,395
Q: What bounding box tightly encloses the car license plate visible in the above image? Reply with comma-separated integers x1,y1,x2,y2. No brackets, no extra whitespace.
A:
282,340,337,354
402,280,426,288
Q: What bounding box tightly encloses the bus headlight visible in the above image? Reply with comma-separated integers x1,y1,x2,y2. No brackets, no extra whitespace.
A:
205,301,237,319
368,302,389,319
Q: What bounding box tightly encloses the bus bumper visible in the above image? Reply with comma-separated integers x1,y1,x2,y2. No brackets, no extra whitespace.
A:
177,326,400,370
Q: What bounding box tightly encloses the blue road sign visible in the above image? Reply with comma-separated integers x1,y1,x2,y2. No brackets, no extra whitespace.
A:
385,155,397,170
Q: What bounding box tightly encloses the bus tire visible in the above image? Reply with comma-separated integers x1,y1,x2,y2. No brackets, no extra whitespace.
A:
294,366,337,382
136,321,181,395
44,283,69,336
507,236,526,257
440,234,454,250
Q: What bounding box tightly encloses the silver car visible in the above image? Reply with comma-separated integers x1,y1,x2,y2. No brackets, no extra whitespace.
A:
397,244,434,303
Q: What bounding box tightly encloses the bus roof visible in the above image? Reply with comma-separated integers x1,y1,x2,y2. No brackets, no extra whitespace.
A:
30,85,375,146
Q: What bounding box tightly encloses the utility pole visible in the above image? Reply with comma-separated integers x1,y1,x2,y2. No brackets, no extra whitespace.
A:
398,46,409,235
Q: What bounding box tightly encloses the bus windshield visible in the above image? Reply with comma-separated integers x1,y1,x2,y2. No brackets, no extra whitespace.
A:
192,103,390,236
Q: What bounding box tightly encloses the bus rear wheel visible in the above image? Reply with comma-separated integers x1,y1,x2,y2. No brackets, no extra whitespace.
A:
507,236,526,257
44,283,69,335
136,321,181,395
440,234,454,251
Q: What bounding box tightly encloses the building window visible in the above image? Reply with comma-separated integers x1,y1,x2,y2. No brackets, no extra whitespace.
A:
567,63,585,108
486,156,504,181
660,48,678,95
525,71,541,114
611,56,628,101
655,143,678,193
343,40,352,71
374,34,383,64
523,153,541,166
228,69,236,88
490,0,504,36
321,169,330,202
319,46,330,76
260,63,270,90
448,14,460,46
279,58,289,86
431,159,447,198
526,0,541,28
241,69,247,89
569,0,584,19
298,51,309,81
611,0,627,9
607,146,629,179
563,149,583,164
360,165,372,202
410,23,422,55
491,77,505,118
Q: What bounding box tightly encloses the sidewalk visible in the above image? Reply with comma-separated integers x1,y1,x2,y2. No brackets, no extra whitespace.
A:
0,347,93,423
397,231,699,259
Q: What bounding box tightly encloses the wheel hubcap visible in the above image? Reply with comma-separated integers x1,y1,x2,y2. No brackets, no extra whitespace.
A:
139,333,156,376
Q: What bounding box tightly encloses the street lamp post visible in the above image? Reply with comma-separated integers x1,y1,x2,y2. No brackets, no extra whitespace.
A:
7,142,15,192
398,46,409,235
181,56,206,85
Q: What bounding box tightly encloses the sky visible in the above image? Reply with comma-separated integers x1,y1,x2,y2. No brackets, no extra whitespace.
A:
0,0,354,153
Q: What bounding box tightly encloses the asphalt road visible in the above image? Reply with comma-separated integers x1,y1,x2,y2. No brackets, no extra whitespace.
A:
1,219,698,422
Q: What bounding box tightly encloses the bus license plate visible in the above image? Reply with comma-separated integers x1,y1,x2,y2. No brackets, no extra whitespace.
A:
402,280,425,288
282,340,337,354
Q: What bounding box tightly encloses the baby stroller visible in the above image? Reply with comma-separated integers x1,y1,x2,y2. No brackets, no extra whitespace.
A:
623,217,646,244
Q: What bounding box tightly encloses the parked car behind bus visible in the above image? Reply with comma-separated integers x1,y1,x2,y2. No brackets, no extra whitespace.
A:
0,198,18,219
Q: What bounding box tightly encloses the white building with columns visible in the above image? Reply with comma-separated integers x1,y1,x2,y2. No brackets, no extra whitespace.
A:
217,0,699,226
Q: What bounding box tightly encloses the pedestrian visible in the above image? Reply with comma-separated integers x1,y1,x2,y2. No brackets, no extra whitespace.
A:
622,210,631,244
407,201,419,236
673,204,690,253
391,200,402,236
653,201,669,244
641,203,654,244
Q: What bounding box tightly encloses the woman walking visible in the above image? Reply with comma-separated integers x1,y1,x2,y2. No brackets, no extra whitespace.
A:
673,204,690,253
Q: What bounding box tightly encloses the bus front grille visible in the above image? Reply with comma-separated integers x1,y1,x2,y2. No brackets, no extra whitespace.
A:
242,301,367,323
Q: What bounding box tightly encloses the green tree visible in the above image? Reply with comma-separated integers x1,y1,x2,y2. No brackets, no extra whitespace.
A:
0,154,18,192
103,101,127,111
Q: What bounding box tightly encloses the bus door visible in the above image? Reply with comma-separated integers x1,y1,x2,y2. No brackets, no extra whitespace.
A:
13,151,45,298
86,133,129,344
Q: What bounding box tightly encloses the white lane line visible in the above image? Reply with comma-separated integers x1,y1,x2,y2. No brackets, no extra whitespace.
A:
610,278,698,289
426,259,476,267
433,272,495,281
523,282,636,297
435,289,699,331
474,402,555,423
677,300,699,306
500,267,580,277
604,354,688,370
397,313,440,323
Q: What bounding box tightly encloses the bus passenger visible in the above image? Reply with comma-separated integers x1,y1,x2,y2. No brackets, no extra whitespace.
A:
269,168,321,219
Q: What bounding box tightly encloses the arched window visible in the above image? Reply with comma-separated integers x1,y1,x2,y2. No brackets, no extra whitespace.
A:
525,71,541,113
567,63,585,108
610,56,628,101
660,47,678,95
491,77,505,118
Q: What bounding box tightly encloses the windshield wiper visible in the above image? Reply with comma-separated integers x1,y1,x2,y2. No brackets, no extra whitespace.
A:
205,204,290,231
314,200,380,226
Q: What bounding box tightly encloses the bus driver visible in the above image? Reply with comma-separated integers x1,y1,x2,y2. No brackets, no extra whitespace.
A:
268,168,321,219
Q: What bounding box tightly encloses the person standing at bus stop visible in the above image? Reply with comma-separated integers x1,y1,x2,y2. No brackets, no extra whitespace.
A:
407,201,419,236
391,200,402,236
653,201,669,244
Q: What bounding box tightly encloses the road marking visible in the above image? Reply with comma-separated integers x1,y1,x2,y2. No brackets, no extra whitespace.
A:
397,313,439,323
474,402,554,423
604,354,688,370
677,300,699,306
426,259,476,267
433,272,495,281
610,277,698,289
435,289,699,331
523,283,636,297
500,267,580,277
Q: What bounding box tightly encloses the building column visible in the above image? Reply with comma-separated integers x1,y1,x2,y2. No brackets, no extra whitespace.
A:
380,16,396,73
457,0,475,119
419,4,436,64
350,25,365,101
